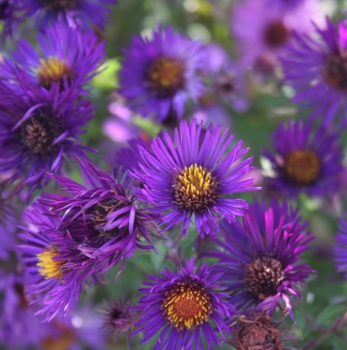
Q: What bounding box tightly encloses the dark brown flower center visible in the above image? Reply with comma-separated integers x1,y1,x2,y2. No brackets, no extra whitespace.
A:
0,1,8,21
14,283,28,309
21,112,63,156
148,56,185,97
91,198,129,240
323,53,347,91
162,279,212,331
38,56,75,91
172,164,219,213
264,21,289,48
284,150,320,185
232,313,285,350
244,257,285,301
40,0,80,11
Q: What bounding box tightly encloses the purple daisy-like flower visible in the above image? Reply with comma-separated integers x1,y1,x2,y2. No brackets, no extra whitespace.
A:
231,0,320,73
334,214,347,278
0,22,105,93
119,26,205,122
263,120,343,198
39,159,159,278
133,257,233,350
281,18,347,124
205,199,314,317
23,0,116,30
0,72,94,197
133,119,258,237
17,203,82,321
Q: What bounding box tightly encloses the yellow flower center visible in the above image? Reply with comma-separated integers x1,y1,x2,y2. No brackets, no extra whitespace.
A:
37,56,74,90
284,150,320,185
37,246,65,280
162,279,212,331
149,57,185,97
173,164,219,213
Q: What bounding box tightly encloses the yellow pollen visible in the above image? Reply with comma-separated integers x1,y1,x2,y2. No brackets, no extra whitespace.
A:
162,280,212,331
284,150,320,185
173,164,219,213
149,57,185,96
37,56,73,89
37,246,65,280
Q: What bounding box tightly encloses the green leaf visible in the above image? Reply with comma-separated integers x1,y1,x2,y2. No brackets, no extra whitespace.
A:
316,303,345,327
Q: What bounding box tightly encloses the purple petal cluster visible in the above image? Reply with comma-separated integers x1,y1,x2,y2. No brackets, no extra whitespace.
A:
263,120,343,198
119,27,206,122
40,159,159,278
133,119,259,237
205,199,314,317
281,18,347,124
0,72,95,197
133,257,233,350
0,22,105,93
23,0,116,30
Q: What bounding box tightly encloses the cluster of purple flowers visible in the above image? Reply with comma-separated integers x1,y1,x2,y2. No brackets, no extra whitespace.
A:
0,0,347,349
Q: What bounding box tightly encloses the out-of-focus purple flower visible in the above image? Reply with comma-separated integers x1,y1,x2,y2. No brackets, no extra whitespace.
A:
133,119,259,237
263,120,343,198
17,203,82,321
102,94,141,144
0,203,17,260
100,297,138,345
119,27,205,122
281,18,347,124
0,272,51,349
39,159,159,280
334,214,347,278
0,72,95,198
133,257,233,350
0,22,105,93
231,0,321,74
0,0,24,44
205,199,314,318
23,0,116,30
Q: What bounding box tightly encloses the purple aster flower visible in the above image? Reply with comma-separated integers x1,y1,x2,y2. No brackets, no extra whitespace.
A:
119,27,205,122
23,0,116,30
262,120,343,198
100,297,139,345
133,119,259,237
0,72,95,197
205,199,314,317
231,0,320,73
281,18,347,124
39,159,159,279
17,202,83,321
0,204,18,260
133,257,233,350
0,22,105,93
334,214,347,278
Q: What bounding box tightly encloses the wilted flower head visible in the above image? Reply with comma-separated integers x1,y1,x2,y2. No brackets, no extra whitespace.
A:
24,0,116,30
0,22,105,93
119,27,205,122
133,257,233,350
132,119,259,237
40,159,159,279
205,199,314,317
0,72,94,198
281,18,347,124
263,120,343,198
227,312,293,350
